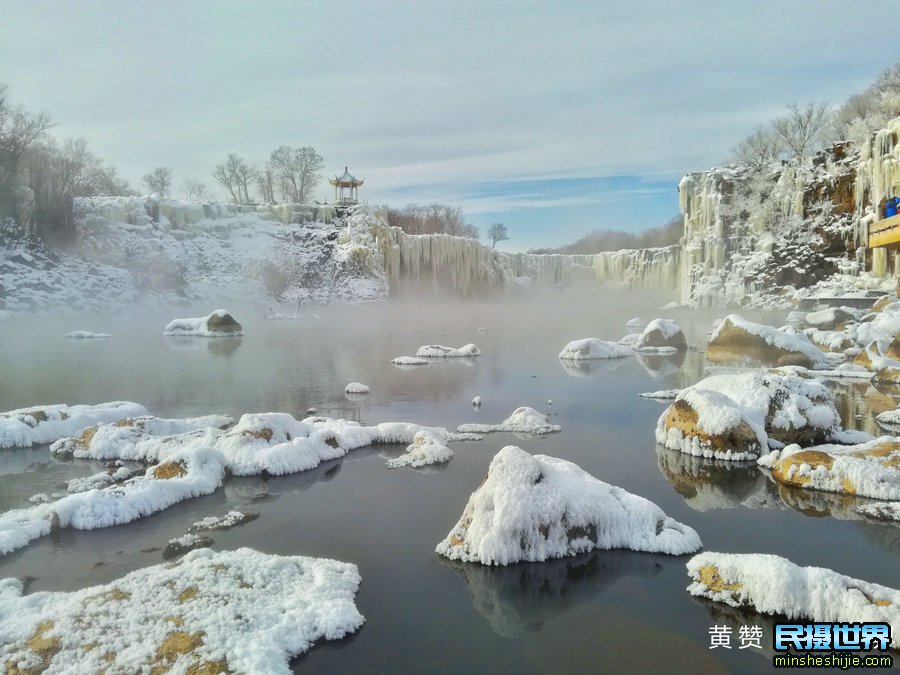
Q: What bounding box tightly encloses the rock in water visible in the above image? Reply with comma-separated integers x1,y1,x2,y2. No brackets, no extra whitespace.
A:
635,318,687,352
435,446,701,565
205,310,242,334
705,314,825,368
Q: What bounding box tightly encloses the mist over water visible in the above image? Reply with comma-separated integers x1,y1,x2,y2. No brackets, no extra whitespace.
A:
2,290,899,673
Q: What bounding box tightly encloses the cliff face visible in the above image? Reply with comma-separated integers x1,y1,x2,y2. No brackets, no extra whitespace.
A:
678,116,900,307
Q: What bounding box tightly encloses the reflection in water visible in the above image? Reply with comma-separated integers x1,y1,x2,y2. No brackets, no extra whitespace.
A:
636,350,686,378
557,357,632,378
163,335,243,358
691,596,779,660
830,380,899,435
655,445,775,511
443,549,663,638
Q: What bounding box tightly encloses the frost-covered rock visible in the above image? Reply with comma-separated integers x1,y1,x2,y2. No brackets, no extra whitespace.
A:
190,510,260,532
66,465,134,493
163,309,242,337
344,382,370,394
686,552,900,649
625,317,646,328
65,331,111,339
758,437,900,502
415,343,481,358
805,328,854,353
876,408,900,431
706,315,827,368
472,396,482,407
385,429,454,469
163,532,214,559
656,372,840,460
801,306,859,331
558,338,634,360
639,389,680,400
390,356,429,366
435,447,701,565
634,318,686,353
0,547,364,672
0,402,147,449
457,407,561,435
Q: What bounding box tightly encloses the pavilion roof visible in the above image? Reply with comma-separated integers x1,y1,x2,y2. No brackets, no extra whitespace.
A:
329,166,365,186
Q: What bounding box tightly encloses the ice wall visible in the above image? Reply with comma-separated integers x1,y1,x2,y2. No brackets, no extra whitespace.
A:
855,116,900,215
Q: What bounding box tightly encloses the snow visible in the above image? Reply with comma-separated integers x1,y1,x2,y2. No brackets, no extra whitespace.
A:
0,547,364,673
656,372,840,461
385,429,454,469
625,317,647,328
617,333,642,347
876,408,900,430
643,318,682,340
558,338,634,360
162,309,242,337
632,318,685,353
344,382,370,394
686,552,899,649
458,407,561,435
190,510,259,532
757,438,900,502
435,446,701,565
639,389,680,400
390,356,429,366
415,343,481,358
0,401,148,449
64,331,111,339
662,301,680,310
66,465,133,493
164,532,214,558
709,314,829,368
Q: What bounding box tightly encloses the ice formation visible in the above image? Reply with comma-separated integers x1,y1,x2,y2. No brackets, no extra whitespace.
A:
686,552,899,649
0,548,364,673
344,382,370,394
64,331,111,339
758,437,900,502
162,309,243,337
558,338,634,360
0,401,147,449
415,343,481,358
436,446,701,565
656,372,840,460
457,407,561,435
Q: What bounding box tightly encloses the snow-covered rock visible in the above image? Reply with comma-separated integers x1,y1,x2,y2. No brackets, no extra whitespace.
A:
656,372,840,461
415,343,481,358
457,407,561,435
639,389,680,400
801,306,860,330
0,402,147,449
344,382,370,394
190,510,260,532
634,318,686,353
163,309,242,337
625,317,647,328
558,338,634,360
65,331,111,339
435,447,701,565
385,429,454,469
0,547,364,672
163,531,214,559
472,396,482,407
706,315,828,369
390,356,429,366
687,552,899,649
758,437,900,502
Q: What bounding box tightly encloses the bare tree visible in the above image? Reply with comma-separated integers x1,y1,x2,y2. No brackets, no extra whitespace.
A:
92,163,133,196
213,154,255,203
268,145,324,202
770,102,830,159
231,159,257,204
0,84,54,221
384,203,479,238
142,166,172,197
487,222,509,248
256,167,277,203
180,178,209,200
732,126,784,171
212,161,239,202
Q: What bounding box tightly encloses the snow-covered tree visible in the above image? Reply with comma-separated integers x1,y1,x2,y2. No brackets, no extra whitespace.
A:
732,126,784,171
142,166,172,197
487,222,509,248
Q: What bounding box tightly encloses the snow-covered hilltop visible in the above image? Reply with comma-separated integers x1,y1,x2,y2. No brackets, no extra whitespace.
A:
0,197,681,315
678,116,900,308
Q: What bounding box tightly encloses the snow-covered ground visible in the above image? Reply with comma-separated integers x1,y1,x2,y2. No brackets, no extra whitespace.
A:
436,446,702,565
0,547,364,672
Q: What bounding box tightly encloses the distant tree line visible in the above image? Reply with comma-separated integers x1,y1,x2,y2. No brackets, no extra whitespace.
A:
0,85,134,243
527,215,682,254
383,203,480,239
732,63,900,169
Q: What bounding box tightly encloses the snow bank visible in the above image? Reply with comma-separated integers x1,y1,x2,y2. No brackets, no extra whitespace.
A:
707,315,828,369
0,402,147,449
558,338,634,360
390,356,429,366
656,372,840,460
0,548,364,673
162,309,242,337
344,382,370,394
686,552,899,649
758,437,900,502
436,446,701,565
457,407,561,435
65,331,111,339
416,343,481,358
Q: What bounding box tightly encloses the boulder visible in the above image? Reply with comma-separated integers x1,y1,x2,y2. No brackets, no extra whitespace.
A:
706,315,825,368
206,311,241,334
635,318,687,351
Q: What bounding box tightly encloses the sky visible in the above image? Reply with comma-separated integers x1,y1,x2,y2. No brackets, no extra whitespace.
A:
2,0,898,250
